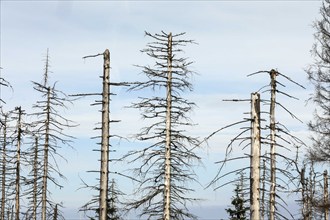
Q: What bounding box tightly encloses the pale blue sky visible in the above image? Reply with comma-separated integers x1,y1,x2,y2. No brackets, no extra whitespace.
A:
1,1,322,219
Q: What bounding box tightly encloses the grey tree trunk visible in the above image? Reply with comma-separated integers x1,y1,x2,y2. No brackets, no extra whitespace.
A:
124,31,198,220
260,158,266,220
100,49,110,220
164,32,173,220
32,137,38,220
324,170,328,220
269,70,277,220
1,114,8,220
15,107,22,220
42,87,51,220
250,93,260,220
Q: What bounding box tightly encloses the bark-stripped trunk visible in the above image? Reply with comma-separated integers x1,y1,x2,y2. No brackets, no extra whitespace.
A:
324,170,328,220
42,87,51,220
250,93,260,220
164,32,173,220
15,107,22,220
1,114,8,220
32,137,38,220
269,70,277,220
100,49,110,220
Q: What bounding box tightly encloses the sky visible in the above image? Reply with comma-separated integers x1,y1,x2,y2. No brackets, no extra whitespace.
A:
0,0,324,219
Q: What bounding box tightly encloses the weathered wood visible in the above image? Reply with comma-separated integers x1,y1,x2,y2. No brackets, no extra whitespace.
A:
15,107,22,220
250,93,261,220
99,49,110,220
32,137,38,220
260,158,266,220
164,32,173,220
269,69,277,220
42,87,51,220
1,114,8,220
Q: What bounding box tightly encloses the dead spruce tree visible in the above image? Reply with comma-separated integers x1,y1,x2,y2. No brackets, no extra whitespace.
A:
0,112,8,219
76,49,127,220
249,69,305,220
30,50,75,220
12,107,25,220
306,0,330,163
206,69,305,220
0,107,30,220
296,163,330,219
123,31,200,220
0,110,14,219
24,134,43,220
205,93,261,219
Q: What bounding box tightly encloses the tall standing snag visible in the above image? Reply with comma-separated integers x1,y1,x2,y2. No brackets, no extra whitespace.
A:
14,107,23,220
77,49,126,219
164,32,173,220
0,112,9,220
124,31,200,220
269,69,277,220
31,49,76,220
100,49,110,220
250,93,261,220
248,69,305,219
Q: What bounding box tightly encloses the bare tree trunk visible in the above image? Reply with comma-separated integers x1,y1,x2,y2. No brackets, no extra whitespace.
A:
301,167,309,220
15,107,22,220
32,137,38,220
100,49,110,220
269,70,277,220
260,158,266,220
42,87,51,220
1,114,8,220
250,93,260,220
307,162,315,219
164,32,173,220
324,170,328,220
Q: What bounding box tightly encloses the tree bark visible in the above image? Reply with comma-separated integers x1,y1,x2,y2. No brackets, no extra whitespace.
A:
164,32,173,220
42,87,51,220
250,93,260,220
269,69,277,220
1,114,8,220
100,49,110,220
15,107,22,220
32,137,38,220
